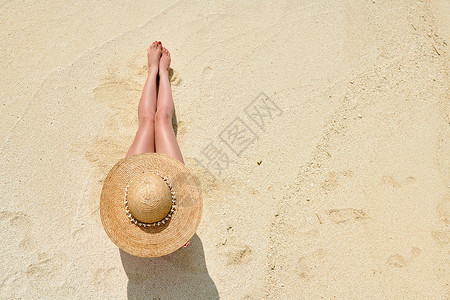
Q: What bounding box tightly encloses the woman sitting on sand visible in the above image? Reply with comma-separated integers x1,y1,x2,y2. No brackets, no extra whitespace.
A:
100,41,202,257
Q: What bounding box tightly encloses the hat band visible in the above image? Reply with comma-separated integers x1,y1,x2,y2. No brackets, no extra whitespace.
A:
123,171,176,227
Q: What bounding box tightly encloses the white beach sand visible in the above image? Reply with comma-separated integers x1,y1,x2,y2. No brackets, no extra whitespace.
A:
1,1,448,299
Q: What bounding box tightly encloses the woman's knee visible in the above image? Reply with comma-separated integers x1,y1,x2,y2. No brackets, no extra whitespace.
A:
138,111,155,125
155,107,173,123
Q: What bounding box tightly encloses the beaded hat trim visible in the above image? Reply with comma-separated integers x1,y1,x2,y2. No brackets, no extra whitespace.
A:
123,171,176,227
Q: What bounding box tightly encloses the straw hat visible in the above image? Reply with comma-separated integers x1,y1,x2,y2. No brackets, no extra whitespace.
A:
100,152,202,257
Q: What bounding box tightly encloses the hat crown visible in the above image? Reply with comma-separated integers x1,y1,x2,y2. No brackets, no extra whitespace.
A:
127,173,172,224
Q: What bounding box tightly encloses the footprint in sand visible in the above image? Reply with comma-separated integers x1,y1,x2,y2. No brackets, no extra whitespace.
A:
219,233,253,265
321,170,354,191
200,65,214,99
169,68,182,86
202,65,213,80
94,267,120,284
436,193,450,224
387,247,422,268
431,194,450,246
19,236,37,251
387,254,408,268
0,210,36,252
72,226,87,240
224,245,253,265
431,230,450,246
25,252,66,279
382,175,416,188
295,248,326,280
327,208,369,224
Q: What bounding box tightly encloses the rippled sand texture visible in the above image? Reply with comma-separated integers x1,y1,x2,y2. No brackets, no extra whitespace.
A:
0,1,448,299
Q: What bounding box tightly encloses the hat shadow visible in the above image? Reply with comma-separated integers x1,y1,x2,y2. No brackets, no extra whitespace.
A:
120,234,219,299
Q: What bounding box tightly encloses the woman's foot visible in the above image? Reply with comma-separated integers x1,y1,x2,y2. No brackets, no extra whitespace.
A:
147,41,162,74
159,46,171,76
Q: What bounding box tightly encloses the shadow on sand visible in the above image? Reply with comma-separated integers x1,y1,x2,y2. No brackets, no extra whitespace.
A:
120,234,219,299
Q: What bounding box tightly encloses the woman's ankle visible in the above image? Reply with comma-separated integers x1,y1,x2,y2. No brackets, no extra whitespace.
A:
148,66,158,76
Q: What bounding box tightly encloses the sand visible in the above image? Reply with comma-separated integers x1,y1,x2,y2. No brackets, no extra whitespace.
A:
0,1,448,299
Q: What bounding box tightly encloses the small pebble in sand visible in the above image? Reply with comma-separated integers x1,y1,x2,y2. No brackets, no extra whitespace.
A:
358,113,362,118
281,283,285,287
222,238,227,245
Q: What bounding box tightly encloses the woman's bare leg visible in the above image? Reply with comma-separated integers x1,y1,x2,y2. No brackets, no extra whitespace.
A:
126,41,162,158
155,46,185,164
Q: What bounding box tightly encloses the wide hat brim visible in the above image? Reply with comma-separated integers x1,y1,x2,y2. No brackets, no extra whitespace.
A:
100,152,202,257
